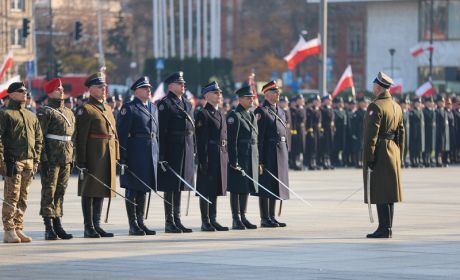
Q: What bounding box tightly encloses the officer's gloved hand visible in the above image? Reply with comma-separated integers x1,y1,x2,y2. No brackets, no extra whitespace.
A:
33,163,39,174
231,165,245,176
259,164,264,175
367,161,375,171
159,161,168,172
0,161,6,177
119,163,128,175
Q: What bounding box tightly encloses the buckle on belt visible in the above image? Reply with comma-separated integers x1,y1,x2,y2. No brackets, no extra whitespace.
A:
280,136,286,142
221,140,227,146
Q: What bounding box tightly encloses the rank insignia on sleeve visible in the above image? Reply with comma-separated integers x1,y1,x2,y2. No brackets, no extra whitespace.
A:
227,117,235,124
120,108,127,115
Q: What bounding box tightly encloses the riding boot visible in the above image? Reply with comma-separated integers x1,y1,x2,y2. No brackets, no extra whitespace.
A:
164,192,181,233
239,194,257,229
92,197,114,237
367,204,391,238
53,217,73,239
230,193,244,230
136,193,156,235
43,217,58,240
200,197,215,232
269,198,286,227
126,195,145,236
259,197,277,228
209,196,228,231
82,196,100,238
173,191,192,233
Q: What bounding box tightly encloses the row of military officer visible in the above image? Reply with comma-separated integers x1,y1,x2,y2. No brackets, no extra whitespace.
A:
0,71,290,243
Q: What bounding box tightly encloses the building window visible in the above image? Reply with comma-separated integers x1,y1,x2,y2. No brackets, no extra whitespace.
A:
420,0,460,40
328,22,337,54
11,28,25,47
419,66,460,92
11,0,25,11
347,22,363,55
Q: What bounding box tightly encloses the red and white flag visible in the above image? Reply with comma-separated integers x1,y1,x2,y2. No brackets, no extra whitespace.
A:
332,65,355,99
248,72,259,104
415,81,435,97
410,42,433,58
390,79,403,94
151,82,166,103
0,75,21,99
0,51,14,82
284,36,321,70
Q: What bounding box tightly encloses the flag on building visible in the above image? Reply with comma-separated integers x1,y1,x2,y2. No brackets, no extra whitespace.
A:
410,42,434,58
0,75,21,99
284,36,321,70
0,51,14,82
332,65,355,99
415,81,435,97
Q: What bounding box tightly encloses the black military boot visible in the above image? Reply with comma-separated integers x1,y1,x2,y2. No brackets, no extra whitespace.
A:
230,193,244,230
200,197,215,232
92,197,114,237
209,196,228,231
269,198,286,227
239,194,257,229
173,192,192,233
43,217,58,240
126,198,145,236
164,192,181,233
136,193,156,235
53,217,73,239
367,204,391,238
82,197,100,238
259,197,278,228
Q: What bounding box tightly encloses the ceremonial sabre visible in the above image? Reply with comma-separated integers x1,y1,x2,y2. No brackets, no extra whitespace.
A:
237,168,283,201
264,168,312,207
366,167,374,223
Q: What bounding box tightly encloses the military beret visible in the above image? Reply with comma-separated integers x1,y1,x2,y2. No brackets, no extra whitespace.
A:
44,78,62,95
7,81,27,94
373,71,393,89
201,81,222,95
262,80,280,93
131,76,152,91
235,85,253,97
164,71,186,85
85,72,106,87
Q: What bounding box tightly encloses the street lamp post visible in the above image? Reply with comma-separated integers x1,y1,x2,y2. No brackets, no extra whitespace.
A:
389,48,396,78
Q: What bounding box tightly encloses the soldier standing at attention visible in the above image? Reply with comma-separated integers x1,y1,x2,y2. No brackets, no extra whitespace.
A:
227,86,259,230
0,81,43,243
319,94,335,169
76,72,119,238
288,95,306,170
157,72,194,233
254,81,289,228
363,72,404,239
195,81,229,232
305,95,322,170
117,77,158,236
409,97,425,168
332,97,347,167
422,96,436,167
38,78,75,240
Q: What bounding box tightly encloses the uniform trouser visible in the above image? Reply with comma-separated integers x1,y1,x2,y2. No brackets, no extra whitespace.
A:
163,191,182,223
40,163,71,218
230,193,250,216
376,203,394,230
2,159,34,231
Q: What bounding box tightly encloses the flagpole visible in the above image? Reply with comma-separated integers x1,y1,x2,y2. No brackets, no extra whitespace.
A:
318,0,328,96
428,0,433,82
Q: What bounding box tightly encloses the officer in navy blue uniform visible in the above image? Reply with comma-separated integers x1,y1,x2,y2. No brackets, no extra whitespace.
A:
305,95,322,170
157,72,195,233
117,76,158,236
195,81,229,232
319,94,335,169
227,86,259,230
254,81,289,228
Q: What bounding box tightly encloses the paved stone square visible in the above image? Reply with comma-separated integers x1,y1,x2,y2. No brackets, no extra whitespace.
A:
0,167,459,279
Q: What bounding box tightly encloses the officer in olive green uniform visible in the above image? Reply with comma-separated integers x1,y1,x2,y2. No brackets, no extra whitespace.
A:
0,82,43,243
76,72,119,238
37,78,75,240
363,72,404,239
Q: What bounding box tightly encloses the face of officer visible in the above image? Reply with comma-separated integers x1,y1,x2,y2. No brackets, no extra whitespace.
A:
265,89,280,105
312,99,320,108
437,99,445,108
205,90,222,107
49,85,65,100
372,83,385,97
135,86,152,103
296,97,305,107
239,96,254,110
89,84,107,102
168,82,186,96
446,100,452,110
414,102,421,109
9,88,28,103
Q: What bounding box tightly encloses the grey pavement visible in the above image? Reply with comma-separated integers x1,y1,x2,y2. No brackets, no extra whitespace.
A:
0,167,459,279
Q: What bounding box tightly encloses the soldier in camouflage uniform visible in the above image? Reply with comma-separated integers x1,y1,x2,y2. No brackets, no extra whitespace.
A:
37,78,75,240
0,82,43,243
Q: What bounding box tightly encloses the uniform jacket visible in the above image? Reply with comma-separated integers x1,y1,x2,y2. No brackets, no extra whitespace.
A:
363,91,404,204
289,106,306,156
333,108,347,151
423,107,436,152
76,96,119,198
195,103,228,197
117,97,159,193
409,108,425,153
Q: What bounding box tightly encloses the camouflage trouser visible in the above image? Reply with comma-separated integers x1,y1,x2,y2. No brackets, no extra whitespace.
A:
2,159,34,231
40,163,71,217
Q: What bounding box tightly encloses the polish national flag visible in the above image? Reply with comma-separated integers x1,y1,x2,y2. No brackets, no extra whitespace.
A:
151,82,166,103
332,65,355,99
0,51,14,82
0,75,21,99
390,79,403,94
284,36,321,70
415,81,435,97
248,72,259,105
410,42,434,57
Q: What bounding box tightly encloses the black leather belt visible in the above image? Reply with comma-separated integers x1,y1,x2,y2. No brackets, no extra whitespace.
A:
170,131,193,136
238,139,257,144
130,132,157,139
379,132,396,141
209,139,227,147
268,136,287,143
